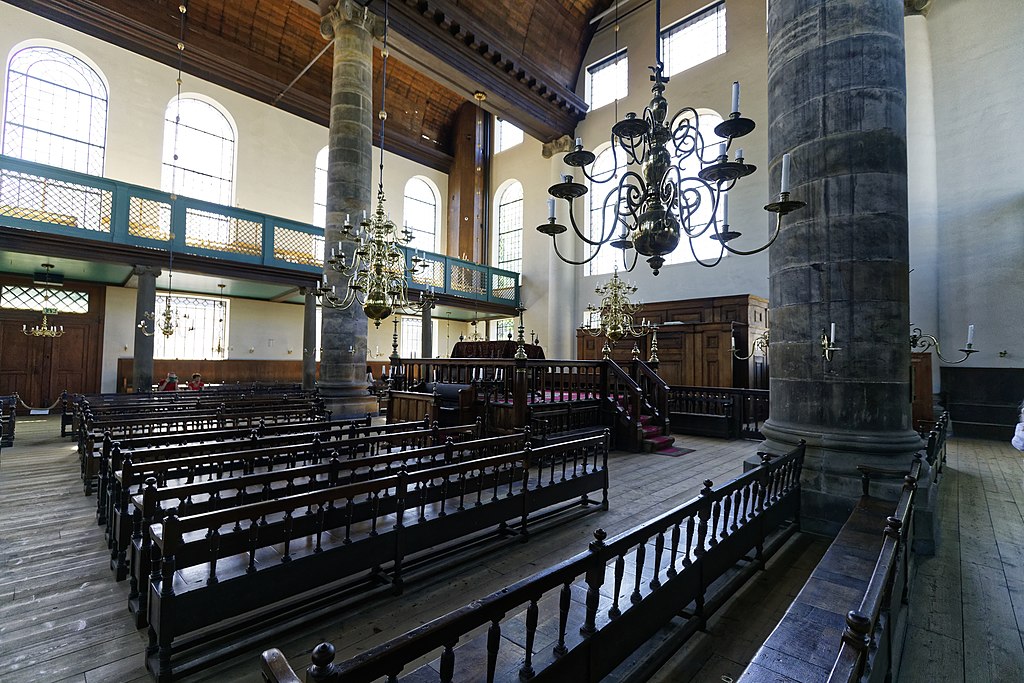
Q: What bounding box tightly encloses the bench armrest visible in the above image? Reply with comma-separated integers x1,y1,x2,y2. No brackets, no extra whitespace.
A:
260,648,302,683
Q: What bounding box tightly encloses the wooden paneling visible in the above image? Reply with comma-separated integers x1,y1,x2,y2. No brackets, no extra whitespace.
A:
576,294,769,389
447,102,490,262
0,275,105,411
910,352,933,427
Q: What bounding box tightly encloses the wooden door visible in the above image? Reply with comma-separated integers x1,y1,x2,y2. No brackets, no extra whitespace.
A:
911,352,934,428
0,277,105,412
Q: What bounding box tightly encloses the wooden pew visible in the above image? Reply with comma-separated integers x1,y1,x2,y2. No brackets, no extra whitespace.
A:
145,433,610,681
259,441,807,683
0,394,15,451
127,432,524,628
80,402,328,494
106,422,481,583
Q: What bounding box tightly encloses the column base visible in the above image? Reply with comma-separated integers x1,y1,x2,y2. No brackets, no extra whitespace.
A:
319,383,379,420
760,418,927,536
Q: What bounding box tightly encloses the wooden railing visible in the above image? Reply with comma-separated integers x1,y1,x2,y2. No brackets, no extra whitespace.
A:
668,386,770,439
630,361,670,433
260,441,806,683
826,457,922,683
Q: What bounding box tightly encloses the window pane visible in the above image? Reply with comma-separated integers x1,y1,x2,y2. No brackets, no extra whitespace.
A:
587,146,627,276
495,318,515,342
3,46,108,175
663,111,726,265
495,119,523,153
661,2,727,77
496,182,523,273
1,286,89,313
313,145,328,229
152,294,229,361
161,97,235,205
403,177,437,252
399,316,422,358
586,50,627,110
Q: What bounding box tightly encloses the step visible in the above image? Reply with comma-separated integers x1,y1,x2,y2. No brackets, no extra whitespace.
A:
643,435,676,453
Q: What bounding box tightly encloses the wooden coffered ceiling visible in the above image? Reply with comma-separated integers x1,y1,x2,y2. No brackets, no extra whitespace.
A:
5,0,616,172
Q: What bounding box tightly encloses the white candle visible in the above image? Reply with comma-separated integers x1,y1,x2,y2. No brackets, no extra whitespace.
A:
548,198,556,219
575,137,583,149
362,209,367,220
830,322,836,343
731,333,736,349
718,143,727,159
345,213,350,225
781,153,792,194
736,148,744,160
722,193,730,224
731,81,740,113
966,324,975,346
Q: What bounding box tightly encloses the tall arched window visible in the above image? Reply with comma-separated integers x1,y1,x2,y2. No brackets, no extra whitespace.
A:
313,145,328,228
587,145,627,276
403,176,438,252
663,110,725,265
161,96,235,205
496,181,523,273
2,45,108,174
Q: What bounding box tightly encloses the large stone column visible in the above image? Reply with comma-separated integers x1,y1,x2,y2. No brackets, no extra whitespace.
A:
420,303,434,359
762,0,923,535
319,0,379,417
132,265,161,393
301,287,317,391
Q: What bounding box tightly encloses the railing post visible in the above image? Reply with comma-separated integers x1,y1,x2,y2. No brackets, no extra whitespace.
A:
580,529,608,636
513,358,528,429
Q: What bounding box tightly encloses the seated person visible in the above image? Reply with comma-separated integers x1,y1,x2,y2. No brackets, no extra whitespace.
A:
187,373,204,391
157,372,178,391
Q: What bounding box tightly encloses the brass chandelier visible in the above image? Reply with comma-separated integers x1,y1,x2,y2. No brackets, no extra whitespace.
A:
582,269,654,358
23,263,65,338
537,0,804,275
318,0,432,327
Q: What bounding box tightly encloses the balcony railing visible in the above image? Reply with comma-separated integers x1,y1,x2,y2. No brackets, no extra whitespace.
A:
0,155,519,306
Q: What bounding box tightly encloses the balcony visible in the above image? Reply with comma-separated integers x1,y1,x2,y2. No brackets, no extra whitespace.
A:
0,155,519,307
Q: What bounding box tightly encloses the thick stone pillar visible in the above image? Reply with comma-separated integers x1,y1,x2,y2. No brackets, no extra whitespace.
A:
132,265,161,393
547,138,576,360
762,0,923,535
301,287,317,391
319,0,379,417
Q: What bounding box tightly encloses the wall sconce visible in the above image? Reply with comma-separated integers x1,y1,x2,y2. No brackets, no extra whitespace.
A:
731,326,769,360
821,323,840,362
248,346,255,354
910,324,977,364
348,345,356,354
287,348,294,355
999,350,1008,358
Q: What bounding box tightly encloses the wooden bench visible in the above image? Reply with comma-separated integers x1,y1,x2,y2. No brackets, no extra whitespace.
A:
80,403,329,494
146,433,610,681
0,394,15,450
529,401,605,444
739,457,924,683
259,441,807,683
127,432,526,628
669,395,733,438
106,422,481,582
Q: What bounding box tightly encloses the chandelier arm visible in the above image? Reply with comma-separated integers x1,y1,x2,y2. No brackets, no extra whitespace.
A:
549,232,604,266
720,211,784,257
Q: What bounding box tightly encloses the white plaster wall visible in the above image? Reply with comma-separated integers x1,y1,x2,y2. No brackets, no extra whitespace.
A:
928,0,1024,371
100,287,138,392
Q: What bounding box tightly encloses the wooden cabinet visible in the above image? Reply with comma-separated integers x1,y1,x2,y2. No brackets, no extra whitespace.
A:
576,294,769,389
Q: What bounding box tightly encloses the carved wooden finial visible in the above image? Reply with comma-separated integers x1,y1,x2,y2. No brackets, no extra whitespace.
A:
308,641,338,679
842,610,872,650
589,528,607,551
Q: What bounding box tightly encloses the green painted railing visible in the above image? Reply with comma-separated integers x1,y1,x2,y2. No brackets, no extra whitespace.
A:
0,155,519,306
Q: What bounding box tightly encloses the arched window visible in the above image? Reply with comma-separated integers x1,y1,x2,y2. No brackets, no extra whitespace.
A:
2,45,108,174
403,176,438,252
496,181,523,273
313,145,328,228
160,96,235,205
663,110,725,265
587,145,627,276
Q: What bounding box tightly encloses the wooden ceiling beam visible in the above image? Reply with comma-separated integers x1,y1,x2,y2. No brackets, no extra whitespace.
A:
367,0,588,142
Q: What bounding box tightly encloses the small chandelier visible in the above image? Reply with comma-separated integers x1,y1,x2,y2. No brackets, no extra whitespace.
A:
537,0,804,275
23,264,65,338
582,269,653,358
139,291,178,338
317,0,432,327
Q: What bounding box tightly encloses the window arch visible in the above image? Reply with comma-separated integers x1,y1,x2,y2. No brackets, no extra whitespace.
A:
2,45,108,174
313,145,328,228
160,96,236,205
663,109,725,266
495,181,523,273
403,176,439,252
586,144,627,276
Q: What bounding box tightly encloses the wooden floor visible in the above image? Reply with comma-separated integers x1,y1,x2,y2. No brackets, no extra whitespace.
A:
2,418,1020,682
0,416,759,682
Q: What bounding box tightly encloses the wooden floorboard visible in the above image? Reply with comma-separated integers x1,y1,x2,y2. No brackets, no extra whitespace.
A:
0,415,757,682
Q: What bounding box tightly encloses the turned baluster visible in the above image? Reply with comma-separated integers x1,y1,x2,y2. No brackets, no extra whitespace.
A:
553,580,572,656
631,539,647,604
519,597,540,679
486,617,502,682
582,529,607,635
